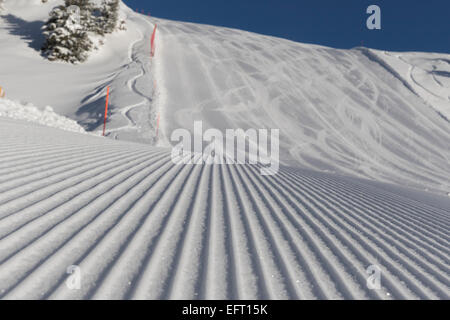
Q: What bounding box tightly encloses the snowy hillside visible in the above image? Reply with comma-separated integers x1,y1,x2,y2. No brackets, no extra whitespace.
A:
1,1,449,195
0,0,449,300
0,0,157,142
152,19,450,195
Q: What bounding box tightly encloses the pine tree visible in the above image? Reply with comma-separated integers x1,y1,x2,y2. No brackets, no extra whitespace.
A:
99,0,120,34
41,3,93,63
78,0,120,36
41,0,124,63
65,0,96,31
89,6,107,36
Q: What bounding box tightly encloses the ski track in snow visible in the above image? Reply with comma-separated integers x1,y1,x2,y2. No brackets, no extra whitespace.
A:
0,118,448,300
104,14,159,144
152,20,450,195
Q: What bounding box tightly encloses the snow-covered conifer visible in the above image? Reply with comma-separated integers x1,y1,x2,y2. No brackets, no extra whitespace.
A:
41,3,94,63
65,0,96,31
99,0,120,34
41,0,124,63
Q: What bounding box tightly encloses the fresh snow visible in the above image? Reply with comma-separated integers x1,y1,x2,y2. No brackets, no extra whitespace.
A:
0,98,86,133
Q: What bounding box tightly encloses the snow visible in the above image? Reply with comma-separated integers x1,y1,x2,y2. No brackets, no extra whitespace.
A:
0,0,150,137
0,116,448,300
0,98,86,133
1,1,449,194
152,19,450,195
0,0,449,300
359,48,450,120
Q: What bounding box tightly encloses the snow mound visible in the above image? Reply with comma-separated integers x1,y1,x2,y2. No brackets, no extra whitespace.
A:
0,98,87,133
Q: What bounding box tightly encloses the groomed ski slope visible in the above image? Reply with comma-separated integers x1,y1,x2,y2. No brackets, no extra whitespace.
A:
0,117,448,300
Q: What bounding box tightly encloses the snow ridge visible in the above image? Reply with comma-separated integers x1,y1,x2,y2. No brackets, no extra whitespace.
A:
357,47,419,97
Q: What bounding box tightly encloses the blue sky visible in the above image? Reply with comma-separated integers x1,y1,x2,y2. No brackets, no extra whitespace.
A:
124,0,450,53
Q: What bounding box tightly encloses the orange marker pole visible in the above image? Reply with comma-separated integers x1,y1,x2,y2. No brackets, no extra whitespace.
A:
102,86,110,136
151,24,157,57
155,113,160,139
